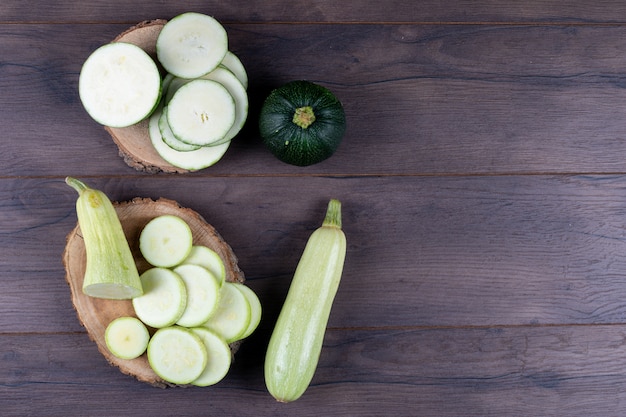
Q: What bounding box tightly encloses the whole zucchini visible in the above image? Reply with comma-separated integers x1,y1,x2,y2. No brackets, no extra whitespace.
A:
66,177,142,299
265,199,346,402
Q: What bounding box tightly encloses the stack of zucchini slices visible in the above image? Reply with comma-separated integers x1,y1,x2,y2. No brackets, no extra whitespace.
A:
79,12,248,171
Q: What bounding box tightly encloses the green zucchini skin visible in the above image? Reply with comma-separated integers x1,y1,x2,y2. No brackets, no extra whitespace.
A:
264,199,346,402
66,177,142,299
259,80,346,167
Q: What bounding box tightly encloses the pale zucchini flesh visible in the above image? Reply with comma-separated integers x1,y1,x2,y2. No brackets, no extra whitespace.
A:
139,214,193,268
203,281,251,343
159,107,201,152
199,67,248,143
105,316,150,360
131,267,187,329
156,12,228,79
220,51,248,90
147,326,208,385
182,245,226,287
78,42,161,127
190,327,232,387
148,106,231,171
166,79,236,146
232,283,262,340
174,264,221,328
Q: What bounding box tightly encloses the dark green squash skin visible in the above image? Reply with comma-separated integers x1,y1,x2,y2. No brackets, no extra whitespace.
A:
259,80,346,166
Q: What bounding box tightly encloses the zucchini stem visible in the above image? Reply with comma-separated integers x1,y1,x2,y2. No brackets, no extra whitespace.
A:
292,106,316,129
322,199,342,229
65,176,88,194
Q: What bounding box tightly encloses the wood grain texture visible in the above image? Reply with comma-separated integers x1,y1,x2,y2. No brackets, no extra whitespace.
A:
3,175,626,333
3,24,626,176
3,1,626,23
4,1,626,415
4,326,626,416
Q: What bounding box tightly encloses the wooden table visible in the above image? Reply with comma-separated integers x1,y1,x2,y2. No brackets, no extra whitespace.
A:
4,2,626,415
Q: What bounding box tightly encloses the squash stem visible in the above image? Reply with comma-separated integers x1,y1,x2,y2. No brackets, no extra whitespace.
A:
322,199,342,229
65,176,88,195
292,106,316,129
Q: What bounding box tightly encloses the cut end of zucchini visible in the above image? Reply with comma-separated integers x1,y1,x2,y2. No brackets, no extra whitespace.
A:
83,282,143,300
148,107,232,171
202,281,251,343
139,215,193,268
174,264,221,328
147,326,208,385
132,268,188,329
105,317,150,360
79,42,161,128
156,12,228,79
166,79,236,146
189,327,232,387
182,246,226,287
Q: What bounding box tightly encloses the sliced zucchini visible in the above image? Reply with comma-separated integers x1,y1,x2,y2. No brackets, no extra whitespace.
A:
156,12,228,79
79,42,161,127
220,51,248,90
166,79,236,146
162,75,190,105
131,268,187,329
148,106,232,171
147,326,208,385
159,107,201,152
199,67,248,143
182,245,226,287
203,281,251,343
173,264,221,328
162,72,176,97
190,327,232,387
232,283,262,340
139,215,193,268
105,316,150,360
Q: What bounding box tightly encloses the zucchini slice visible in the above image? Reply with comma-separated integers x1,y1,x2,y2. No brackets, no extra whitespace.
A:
199,67,248,144
147,326,208,385
159,107,201,152
220,51,248,90
173,264,221,328
232,283,262,340
189,327,232,387
166,79,236,147
132,268,188,329
202,281,251,343
181,245,226,287
105,317,150,360
79,42,161,127
156,12,228,79
148,106,232,171
139,214,193,268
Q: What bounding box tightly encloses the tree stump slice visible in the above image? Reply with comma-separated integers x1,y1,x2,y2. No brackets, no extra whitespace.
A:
63,197,244,387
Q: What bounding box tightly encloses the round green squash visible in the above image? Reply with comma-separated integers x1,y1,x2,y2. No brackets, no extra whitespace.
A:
259,80,346,166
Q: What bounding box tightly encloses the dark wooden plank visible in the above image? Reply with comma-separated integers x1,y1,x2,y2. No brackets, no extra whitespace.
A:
3,1,626,24
3,326,626,416
4,175,626,333
4,24,626,177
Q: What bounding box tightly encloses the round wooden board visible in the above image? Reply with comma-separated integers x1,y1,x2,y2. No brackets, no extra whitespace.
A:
102,19,188,174
63,197,244,387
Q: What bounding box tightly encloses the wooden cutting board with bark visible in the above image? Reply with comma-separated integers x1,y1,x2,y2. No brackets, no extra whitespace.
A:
63,197,244,387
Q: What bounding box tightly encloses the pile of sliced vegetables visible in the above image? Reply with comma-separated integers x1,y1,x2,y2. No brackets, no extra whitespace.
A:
79,12,249,171
104,214,261,386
